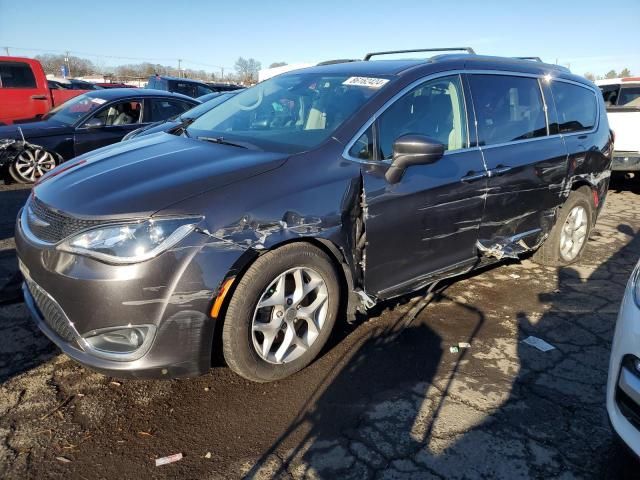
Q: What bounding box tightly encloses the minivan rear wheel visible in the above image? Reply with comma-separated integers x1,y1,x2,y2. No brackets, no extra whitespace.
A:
222,243,340,382
533,187,593,266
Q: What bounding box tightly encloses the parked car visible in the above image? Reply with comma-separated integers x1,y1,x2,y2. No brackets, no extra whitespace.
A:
94,82,137,89
197,89,244,103
147,75,240,98
596,78,640,175
122,91,240,141
0,57,91,125
205,82,244,92
16,48,612,383
48,77,103,91
607,260,640,459
0,88,197,183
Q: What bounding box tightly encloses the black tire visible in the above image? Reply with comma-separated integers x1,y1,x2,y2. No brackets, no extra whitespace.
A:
532,187,593,266
222,243,340,382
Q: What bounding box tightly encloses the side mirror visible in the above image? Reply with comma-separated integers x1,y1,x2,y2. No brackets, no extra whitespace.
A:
385,134,445,184
82,117,105,129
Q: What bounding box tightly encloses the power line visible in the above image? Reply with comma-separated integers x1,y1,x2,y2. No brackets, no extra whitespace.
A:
2,46,232,71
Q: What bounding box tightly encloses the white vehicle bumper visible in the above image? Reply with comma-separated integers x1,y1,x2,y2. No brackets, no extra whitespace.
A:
607,264,640,457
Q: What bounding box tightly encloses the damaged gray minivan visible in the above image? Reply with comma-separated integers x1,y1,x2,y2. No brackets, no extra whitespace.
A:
16,49,612,382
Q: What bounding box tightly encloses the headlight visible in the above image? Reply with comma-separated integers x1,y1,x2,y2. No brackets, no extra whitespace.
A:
58,217,201,264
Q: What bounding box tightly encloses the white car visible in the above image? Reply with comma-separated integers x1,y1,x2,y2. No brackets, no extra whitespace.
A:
596,78,640,175
607,260,640,458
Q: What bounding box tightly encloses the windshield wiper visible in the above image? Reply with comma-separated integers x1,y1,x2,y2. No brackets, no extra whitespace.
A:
197,136,249,149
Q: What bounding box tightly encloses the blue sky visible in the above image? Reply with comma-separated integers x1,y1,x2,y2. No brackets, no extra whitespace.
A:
1,0,638,77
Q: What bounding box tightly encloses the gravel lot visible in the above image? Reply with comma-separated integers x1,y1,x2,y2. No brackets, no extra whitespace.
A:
0,178,638,479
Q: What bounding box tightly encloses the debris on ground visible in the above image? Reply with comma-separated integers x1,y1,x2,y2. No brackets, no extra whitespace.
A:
509,273,521,279
458,342,471,349
40,394,75,420
522,336,556,352
204,452,212,459
110,381,122,387
449,346,459,353
155,453,183,467
56,456,72,463
137,431,153,438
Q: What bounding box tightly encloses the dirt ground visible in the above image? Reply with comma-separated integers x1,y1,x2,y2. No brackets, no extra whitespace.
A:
1,178,639,479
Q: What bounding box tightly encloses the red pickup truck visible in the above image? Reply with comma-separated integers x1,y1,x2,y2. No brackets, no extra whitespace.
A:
0,57,89,125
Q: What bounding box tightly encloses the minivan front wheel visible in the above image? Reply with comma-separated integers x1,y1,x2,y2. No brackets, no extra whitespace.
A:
222,243,340,382
533,187,593,266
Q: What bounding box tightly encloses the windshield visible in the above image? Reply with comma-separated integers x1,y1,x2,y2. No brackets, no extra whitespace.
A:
618,86,640,107
180,93,234,121
187,72,387,153
44,94,108,125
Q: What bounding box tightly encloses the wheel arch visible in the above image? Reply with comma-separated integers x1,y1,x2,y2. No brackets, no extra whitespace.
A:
209,237,356,367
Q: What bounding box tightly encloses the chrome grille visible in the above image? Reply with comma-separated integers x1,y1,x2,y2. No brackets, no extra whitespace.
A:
27,196,101,244
25,277,77,343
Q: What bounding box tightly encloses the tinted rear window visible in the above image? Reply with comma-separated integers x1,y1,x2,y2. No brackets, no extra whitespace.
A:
618,86,640,107
469,74,547,146
551,81,597,133
0,61,37,88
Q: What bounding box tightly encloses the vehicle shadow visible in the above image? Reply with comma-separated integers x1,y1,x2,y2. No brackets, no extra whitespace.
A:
0,184,30,305
244,222,639,478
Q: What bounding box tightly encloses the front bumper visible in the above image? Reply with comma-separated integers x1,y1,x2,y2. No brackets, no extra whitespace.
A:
16,207,244,379
611,152,640,172
607,271,640,457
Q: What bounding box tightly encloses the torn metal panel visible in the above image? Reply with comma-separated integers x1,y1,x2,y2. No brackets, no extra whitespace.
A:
0,138,40,168
476,228,548,260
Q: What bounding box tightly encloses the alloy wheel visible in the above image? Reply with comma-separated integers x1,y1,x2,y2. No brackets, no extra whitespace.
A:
251,267,329,364
13,149,56,183
559,205,588,261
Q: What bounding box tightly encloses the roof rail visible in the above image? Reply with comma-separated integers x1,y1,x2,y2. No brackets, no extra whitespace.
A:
364,47,475,61
316,58,359,66
515,56,543,62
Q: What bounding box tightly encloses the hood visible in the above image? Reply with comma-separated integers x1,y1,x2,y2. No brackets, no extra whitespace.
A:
0,120,71,140
134,120,181,138
34,133,289,218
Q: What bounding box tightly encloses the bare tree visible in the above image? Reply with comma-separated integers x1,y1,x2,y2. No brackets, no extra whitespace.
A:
604,70,618,79
620,68,632,78
235,57,262,83
35,54,96,77
583,72,596,81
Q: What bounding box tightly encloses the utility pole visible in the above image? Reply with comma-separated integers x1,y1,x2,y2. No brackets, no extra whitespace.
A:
65,51,71,77
220,67,224,80
4,47,9,56
178,59,182,78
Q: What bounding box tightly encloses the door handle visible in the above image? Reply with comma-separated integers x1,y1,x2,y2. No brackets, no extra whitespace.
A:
461,171,488,183
30,95,48,100
489,166,512,176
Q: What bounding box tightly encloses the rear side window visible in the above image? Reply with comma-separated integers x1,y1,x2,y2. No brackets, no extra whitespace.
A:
599,84,620,106
149,99,193,122
469,75,547,146
551,81,597,133
618,86,640,107
0,61,37,88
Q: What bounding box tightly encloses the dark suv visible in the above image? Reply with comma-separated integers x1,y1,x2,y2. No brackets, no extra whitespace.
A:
146,75,241,98
16,48,612,382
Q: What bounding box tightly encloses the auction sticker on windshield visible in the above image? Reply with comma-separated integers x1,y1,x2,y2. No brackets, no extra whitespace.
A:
91,98,107,105
343,77,389,89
